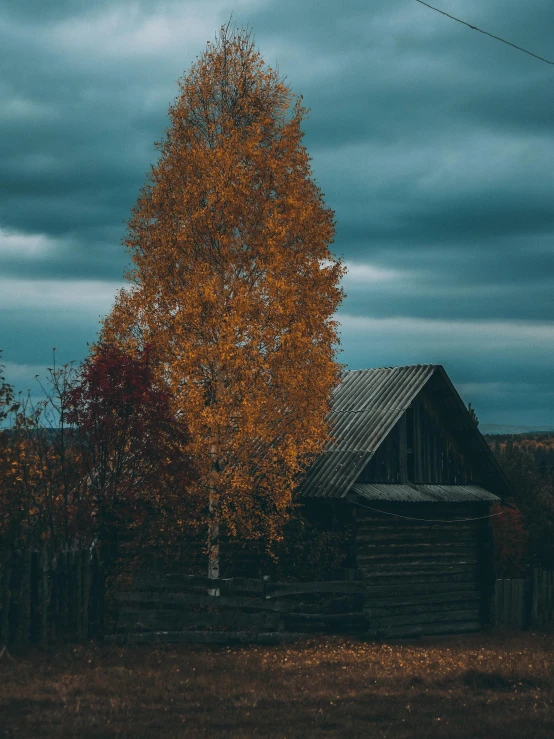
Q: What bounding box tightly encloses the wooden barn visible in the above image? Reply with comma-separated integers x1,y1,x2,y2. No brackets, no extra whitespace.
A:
298,364,513,638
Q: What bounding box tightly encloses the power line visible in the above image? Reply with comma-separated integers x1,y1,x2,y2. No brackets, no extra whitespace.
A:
350,497,505,523
414,0,554,66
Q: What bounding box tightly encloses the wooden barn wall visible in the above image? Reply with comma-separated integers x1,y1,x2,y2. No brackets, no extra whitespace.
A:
355,502,494,638
358,377,478,485
409,383,476,484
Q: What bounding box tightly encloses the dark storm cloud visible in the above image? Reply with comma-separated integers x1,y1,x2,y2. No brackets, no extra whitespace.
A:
0,0,552,427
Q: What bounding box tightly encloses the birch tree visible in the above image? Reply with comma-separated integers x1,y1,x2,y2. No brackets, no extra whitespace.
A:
100,22,345,580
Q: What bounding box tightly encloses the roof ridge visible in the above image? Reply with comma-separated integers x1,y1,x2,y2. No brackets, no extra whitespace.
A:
343,364,439,373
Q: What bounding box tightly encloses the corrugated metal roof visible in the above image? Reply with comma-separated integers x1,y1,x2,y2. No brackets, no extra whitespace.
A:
350,483,500,503
299,365,436,498
300,450,372,499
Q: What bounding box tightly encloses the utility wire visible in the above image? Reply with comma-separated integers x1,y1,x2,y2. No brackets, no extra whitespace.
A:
414,0,553,65
350,497,505,523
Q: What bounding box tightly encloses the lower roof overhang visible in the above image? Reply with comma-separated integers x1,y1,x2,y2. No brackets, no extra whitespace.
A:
348,483,500,504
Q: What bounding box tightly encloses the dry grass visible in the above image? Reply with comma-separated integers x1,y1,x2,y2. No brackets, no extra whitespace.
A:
1,631,553,738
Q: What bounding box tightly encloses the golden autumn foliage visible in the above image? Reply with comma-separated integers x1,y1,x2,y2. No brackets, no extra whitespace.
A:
0,357,92,550
0,350,196,558
100,23,345,551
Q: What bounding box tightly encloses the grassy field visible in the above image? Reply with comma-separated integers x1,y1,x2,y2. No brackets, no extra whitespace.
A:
1,631,553,738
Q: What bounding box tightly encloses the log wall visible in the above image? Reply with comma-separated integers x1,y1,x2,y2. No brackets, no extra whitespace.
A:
356,502,493,638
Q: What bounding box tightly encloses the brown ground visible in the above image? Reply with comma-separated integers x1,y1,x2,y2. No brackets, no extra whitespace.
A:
0,631,553,738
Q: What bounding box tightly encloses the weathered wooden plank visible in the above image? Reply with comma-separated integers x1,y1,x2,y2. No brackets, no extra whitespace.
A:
546,572,554,629
503,576,511,628
356,535,478,548
365,599,480,619
284,611,367,624
81,549,90,639
366,620,482,639
399,412,408,483
75,549,82,639
69,551,77,637
509,579,516,628
367,608,479,629
50,553,58,640
105,631,309,646
356,524,479,535
58,551,67,637
30,551,40,643
356,541,479,553
132,572,265,594
114,591,290,612
357,552,479,564
265,581,366,598
358,557,479,569
414,399,421,481
365,590,481,612
89,547,99,636
40,549,49,647
0,550,11,644
364,601,481,619
364,566,477,585
363,570,477,585
539,573,543,629
115,607,282,632
494,579,503,626
358,545,479,557
364,580,479,598
18,550,32,646
355,519,479,530
362,567,476,577
355,525,479,536
515,579,523,629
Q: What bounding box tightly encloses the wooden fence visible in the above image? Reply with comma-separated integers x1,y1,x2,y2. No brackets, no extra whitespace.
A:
3,552,553,645
0,547,104,647
108,571,367,644
493,568,554,630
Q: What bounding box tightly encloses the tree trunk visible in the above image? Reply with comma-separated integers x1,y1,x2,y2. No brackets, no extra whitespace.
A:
207,437,220,596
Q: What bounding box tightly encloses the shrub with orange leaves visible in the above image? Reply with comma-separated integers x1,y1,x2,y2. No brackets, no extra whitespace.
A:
100,23,345,573
489,502,529,578
0,347,196,559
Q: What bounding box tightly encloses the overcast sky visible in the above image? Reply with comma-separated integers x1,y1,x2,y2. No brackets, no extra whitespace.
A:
1,0,553,431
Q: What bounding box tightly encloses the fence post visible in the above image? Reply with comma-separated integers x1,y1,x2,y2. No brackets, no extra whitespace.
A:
0,550,11,644
57,550,65,639
547,572,554,629
81,549,90,639
98,545,106,638
75,549,83,638
40,549,49,648
90,546,101,638
13,550,31,647
50,553,58,641
539,568,545,629
494,579,503,626
69,549,77,638
67,549,74,639
524,573,533,630
531,568,536,628
30,551,40,643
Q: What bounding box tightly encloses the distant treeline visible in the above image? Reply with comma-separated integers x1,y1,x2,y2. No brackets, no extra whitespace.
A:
484,433,554,571
484,433,554,474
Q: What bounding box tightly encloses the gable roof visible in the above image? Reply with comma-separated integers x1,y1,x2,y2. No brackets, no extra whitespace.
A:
298,364,512,500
